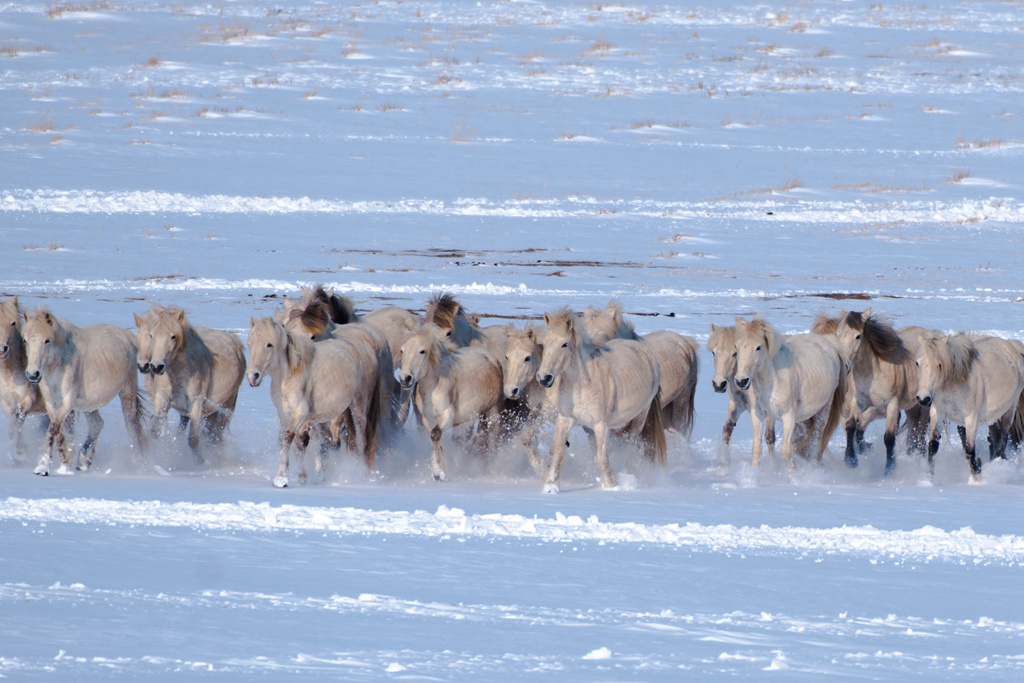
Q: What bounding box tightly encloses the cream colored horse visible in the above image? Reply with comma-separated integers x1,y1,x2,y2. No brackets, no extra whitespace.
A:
733,317,845,470
425,291,508,359
583,301,698,438
134,305,245,459
22,308,147,475
283,289,397,450
502,325,558,475
707,324,776,452
536,307,665,493
0,297,50,463
914,333,1024,481
813,310,920,474
398,324,504,481
247,316,375,488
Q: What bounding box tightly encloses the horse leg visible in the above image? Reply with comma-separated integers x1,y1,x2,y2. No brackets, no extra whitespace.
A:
521,415,548,477
187,397,205,463
76,410,104,472
593,422,618,489
843,416,858,468
779,413,797,472
341,409,357,453
543,415,574,493
295,423,311,485
959,417,982,481
882,403,900,475
904,404,926,456
429,425,447,481
274,428,294,488
34,413,60,476
749,410,765,468
119,383,147,459
8,411,27,465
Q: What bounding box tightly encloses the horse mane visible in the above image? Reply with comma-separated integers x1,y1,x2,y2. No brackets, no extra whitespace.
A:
425,292,464,330
286,299,333,338
921,333,976,387
545,306,596,353
810,313,839,335
307,284,359,325
25,308,70,347
420,323,456,367
843,310,908,364
707,323,736,352
285,328,313,375
583,300,639,343
735,316,783,359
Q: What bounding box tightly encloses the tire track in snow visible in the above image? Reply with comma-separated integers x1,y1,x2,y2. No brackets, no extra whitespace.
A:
3,497,1024,566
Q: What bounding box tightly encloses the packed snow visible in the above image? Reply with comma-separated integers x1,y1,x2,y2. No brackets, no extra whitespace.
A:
2,0,1024,679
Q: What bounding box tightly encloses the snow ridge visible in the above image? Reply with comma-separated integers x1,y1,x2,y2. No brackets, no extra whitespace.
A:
3,497,1022,566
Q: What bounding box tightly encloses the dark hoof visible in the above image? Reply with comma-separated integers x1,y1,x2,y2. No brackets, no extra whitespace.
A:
844,454,858,468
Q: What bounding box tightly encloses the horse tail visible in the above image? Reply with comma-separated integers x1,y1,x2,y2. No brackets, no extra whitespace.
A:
676,336,699,439
820,356,847,455
641,388,668,466
1008,339,1024,449
364,349,394,468
122,378,151,456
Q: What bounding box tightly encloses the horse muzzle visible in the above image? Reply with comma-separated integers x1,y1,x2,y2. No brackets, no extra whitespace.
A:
916,395,932,407
152,363,166,376
505,386,520,400
537,373,554,389
138,362,151,374
399,375,415,389
25,370,41,384
735,377,751,391
248,372,262,388
711,379,727,393
0,344,8,361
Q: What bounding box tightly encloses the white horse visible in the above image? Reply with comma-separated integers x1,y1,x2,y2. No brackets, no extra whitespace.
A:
915,333,1024,481
813,310,920,474
0,297,51,463
398,324,504,482
733,317,845,470
707,323,776,453
22,308,147,475
247,316,375,488
502,325,559,475
134,305,246,460
536,307,665,493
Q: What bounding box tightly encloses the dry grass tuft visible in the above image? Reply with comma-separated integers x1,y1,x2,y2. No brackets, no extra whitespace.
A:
447,119,476,143
378,103,403,112
28,112,57,133
46,1,111,19
24,239,65,251
956,134,1017,150
948,168,972,183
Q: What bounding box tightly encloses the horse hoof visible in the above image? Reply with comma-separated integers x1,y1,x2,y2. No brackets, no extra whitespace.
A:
432,471,447,482
76,461,90,473
33,464,49,476
845,455,858,468
272,476,289,488
541,482,560,494
968,474,984,486
56,464,74,476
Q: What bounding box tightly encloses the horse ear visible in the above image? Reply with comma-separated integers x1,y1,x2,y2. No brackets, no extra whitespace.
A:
566,315,574,332
9,295,17,309
543,312,551,327
134,313,144,329
861,308,872,322
526,327,534,341
326,287,335,297
250,316,257,328
44,312,52,324
176,309,186,323
710,323,719,332
734,317,748,331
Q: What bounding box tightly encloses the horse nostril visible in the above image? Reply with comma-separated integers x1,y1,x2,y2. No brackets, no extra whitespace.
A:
153,364,165,375
26,371,40,383
538,374,553,388
917,396,932,407
736,377,750,390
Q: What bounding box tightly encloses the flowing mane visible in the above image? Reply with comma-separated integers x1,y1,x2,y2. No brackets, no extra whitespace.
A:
735,317,783,359
425,292,463,330
306,284,360,325
286,301,332,338
811,313,839,335
842,310,908,364
922,334,977,388
583,300,638,344
707,323,736,353
25,308,70,348
545,306,597,354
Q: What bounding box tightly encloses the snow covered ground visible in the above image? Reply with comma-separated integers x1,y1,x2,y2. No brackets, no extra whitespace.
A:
2,0,1024,679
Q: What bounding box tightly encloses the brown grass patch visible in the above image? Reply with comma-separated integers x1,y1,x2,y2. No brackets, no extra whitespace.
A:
447,119,476,143
46,1,111,19
947,169,972,183
956,134,1018,150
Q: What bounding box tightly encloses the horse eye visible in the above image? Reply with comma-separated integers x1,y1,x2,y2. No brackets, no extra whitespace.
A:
170,335,176,341
445,331,451,338
561,342,568,349
756,345,762,351
525,355,531,362
855,334,861,340
732,351,737,358
266,343,273,348
44,339,50,345
419,349,426,355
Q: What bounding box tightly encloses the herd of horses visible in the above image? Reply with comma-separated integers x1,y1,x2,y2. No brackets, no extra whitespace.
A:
2,290,1023,490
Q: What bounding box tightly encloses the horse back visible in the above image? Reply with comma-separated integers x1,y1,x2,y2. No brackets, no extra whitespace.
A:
194,326,247,405
582,339,660,426
72,324,139,409
971,337,1024,418
770,334,840,418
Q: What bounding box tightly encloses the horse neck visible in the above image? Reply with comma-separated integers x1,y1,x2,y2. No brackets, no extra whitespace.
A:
1,330,27,375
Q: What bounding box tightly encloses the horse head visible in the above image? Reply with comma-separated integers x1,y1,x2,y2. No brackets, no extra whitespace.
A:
914,333,975,407
246,316,289,387
537,308,578,388
503,326,541,400
22,309,64,384
707,324,738,393
133,310,155,374
733,316,782,391
398,324,445,389
148,306,189,375
0,296,23,363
